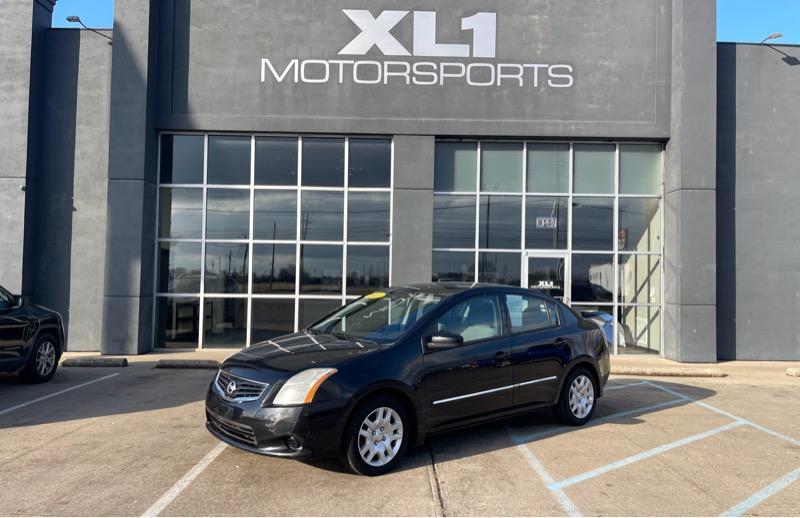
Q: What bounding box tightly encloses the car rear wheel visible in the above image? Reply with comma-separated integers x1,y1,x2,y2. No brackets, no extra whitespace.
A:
552,367,597,425
21,334,59,383
342,396,408,476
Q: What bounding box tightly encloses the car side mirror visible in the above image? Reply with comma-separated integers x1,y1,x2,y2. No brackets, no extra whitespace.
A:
426,332,463,350
13,295,23,308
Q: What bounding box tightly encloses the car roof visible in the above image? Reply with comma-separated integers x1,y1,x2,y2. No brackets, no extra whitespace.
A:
388,282,545,298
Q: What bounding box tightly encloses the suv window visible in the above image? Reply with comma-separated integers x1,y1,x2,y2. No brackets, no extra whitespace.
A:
505,294,558,334
437,295,503,343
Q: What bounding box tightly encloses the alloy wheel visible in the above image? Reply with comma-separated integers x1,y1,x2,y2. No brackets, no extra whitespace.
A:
357,407,404,467
568,374,594,418
36,341,56,377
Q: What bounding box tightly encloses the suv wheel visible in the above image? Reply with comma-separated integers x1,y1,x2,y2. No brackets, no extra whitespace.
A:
552,367,597,425
342,396,408,476
21,334,59,383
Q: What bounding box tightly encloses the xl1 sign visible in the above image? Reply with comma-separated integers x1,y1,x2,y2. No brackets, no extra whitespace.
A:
260,9,574,88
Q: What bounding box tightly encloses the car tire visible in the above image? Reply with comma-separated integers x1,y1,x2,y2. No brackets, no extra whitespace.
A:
552,367,597,426
20,334,59,383
342,395,409,476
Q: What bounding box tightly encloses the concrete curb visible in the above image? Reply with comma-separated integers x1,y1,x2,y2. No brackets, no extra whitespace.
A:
787,368,800,377
611,366,726,377
155,359,221,369
62,357,128,368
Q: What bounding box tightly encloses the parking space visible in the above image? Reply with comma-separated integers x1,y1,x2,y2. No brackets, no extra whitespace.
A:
0,363,798,516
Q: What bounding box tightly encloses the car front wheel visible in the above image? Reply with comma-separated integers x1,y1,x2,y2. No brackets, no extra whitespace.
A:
21,334,59,383
342,396,408,476
552,367,597,425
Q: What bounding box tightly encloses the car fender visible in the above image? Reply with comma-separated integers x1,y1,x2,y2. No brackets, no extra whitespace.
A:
555,355,605,399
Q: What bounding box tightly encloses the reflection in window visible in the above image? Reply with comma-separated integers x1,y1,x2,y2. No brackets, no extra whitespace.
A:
204,243,248,294
525,197,568,249
574,144,614,194
432,251,475,282
300,191,343,241
571,254,614,303
302,138,344,187
505,295,557,333
434,142,477,192
349,138,391,187
203,298,247,348
619,198,661,253
156,296,200,348
160,135,203,184
348,192,390,242
159,188,203,239
300,245,343,293
481,142,523,192
251,300,295,342
527,143,569,193
158,242,201,293
346,245,390,295
299,299,342,327
479,195,521,249
572,198,613,251
618,305,660,353
619,254,660,305
206,189,250,240
620,144,662,195
252,244,295,294
207,135,251,185
436,295,503,343
253,190,296,240
478,252,521,286
255,137,297,186
433,195,476,249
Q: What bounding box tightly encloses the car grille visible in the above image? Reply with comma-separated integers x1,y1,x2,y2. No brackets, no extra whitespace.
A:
207,411,257,446
216,370,269,401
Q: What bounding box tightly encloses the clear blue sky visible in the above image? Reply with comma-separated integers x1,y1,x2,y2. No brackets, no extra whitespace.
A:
52,0,800,44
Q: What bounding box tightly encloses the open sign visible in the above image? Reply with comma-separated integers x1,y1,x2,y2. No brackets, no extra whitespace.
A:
535,217,558,229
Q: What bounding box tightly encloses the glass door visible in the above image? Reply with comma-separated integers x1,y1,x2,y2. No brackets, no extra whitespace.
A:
523,252,569,303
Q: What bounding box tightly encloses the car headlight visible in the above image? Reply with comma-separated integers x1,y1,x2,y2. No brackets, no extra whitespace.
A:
272,368,337,406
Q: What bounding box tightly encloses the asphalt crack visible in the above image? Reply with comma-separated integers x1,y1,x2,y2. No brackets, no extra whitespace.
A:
427,441,448,517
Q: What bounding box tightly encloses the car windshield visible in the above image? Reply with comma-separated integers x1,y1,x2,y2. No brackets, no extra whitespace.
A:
308,290,443,343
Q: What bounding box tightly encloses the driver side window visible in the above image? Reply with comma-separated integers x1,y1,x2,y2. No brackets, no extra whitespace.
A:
436,295,503,343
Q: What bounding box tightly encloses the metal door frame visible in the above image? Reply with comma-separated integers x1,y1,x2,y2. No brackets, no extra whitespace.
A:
522,251,570,304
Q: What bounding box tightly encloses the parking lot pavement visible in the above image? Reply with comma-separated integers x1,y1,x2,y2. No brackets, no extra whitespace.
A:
0,362,798,517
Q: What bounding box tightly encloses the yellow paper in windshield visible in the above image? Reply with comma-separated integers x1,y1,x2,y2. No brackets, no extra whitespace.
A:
365,292,386,300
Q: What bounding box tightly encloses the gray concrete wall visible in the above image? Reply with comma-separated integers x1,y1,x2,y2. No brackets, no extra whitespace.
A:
102,0,160,354
663,0,717,362
33,29,112,351
155,0,671,137
717,43,800,360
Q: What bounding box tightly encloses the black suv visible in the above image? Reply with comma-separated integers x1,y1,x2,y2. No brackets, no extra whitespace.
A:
0,284,65,382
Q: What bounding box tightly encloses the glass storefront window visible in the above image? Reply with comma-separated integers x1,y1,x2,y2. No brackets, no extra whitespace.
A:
618,254,660,305
255,137,297,186
349,138,391,188
207,135,251,185
159,187,203,239
573,144,614,194
478,252,521,286
160,135,203,184
432,251,475,282
156,133,392,348
347,192,390,242
618,305,661,353
302,137,344,187
527,143,569,193
525,196,568,249
434,142,477,192
571,254,614,303
206,189,250,240
619,198,661,253
433,195,476,249
620,144,662,195
479,195,521,249
481,142,523,193
572,197,614,251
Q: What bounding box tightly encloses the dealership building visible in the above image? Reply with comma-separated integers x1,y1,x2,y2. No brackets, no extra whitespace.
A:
2,0,798,361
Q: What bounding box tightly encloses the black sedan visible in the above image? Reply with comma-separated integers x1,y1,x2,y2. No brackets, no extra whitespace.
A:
206,283,610,476
0,284,65,382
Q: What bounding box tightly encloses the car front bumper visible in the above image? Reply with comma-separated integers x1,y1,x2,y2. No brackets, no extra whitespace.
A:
205,384,346,460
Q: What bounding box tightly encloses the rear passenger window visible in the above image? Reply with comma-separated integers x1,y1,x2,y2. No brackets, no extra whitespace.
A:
436,295,503,343
505,295,558,333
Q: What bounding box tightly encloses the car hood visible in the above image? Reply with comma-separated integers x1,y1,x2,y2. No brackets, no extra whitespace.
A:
222,332,383,376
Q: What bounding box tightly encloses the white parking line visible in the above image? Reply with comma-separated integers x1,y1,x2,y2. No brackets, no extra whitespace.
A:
141,442,227,517
0,373,119,417
722,467,800,517
604,380,649,391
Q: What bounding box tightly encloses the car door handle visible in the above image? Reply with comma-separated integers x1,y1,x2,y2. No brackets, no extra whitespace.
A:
493,350,510,367
554,338,568,349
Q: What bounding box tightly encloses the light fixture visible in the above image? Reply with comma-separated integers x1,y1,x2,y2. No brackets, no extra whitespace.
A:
760,32,783,44
65,15,113,42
